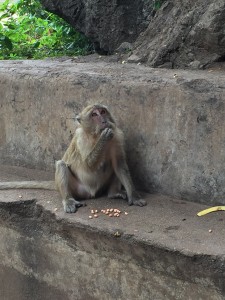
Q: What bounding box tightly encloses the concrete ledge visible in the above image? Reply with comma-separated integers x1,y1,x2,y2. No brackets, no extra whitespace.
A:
0,165,225,299
1,59,225,204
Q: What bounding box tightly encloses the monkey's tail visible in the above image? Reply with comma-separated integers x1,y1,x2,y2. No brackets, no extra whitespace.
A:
0,181,56,190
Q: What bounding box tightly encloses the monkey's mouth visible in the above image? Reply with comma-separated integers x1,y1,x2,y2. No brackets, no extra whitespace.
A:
100,123,110,130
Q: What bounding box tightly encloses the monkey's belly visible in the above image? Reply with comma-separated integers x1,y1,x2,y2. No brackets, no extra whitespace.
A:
75,164,113,198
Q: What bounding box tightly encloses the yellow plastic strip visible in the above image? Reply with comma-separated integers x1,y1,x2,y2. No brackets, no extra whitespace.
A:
197,206,225,216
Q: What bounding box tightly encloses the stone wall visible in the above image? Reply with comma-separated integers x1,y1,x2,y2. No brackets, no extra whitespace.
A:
1,60,225,204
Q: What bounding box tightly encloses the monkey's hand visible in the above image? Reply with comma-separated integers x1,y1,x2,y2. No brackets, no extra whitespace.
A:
100,128,114,141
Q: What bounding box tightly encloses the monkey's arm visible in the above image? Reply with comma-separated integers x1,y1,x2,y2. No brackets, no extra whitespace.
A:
113,148,146,207
113,157,135,203
115,162,146,206
84,128,113,169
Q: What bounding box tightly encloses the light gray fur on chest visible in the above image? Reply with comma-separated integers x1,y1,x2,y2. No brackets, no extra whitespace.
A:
97,161,111,173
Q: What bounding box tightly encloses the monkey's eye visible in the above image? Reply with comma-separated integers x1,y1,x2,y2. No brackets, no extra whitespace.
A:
101,109,106,115
91,112,97,117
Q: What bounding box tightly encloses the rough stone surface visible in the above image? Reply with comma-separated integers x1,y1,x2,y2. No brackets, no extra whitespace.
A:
1,59,225,205
126,0,225,69
40,0,225,68
40,0,153,54
0,165,225,300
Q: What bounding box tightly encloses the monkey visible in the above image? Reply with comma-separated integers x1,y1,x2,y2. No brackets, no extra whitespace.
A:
55,104,146,213
0,104,146,213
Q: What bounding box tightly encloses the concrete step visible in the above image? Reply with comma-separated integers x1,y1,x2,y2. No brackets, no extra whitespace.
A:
0,165,225,299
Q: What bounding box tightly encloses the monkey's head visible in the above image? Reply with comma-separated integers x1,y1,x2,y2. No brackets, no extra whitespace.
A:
76,104,115,135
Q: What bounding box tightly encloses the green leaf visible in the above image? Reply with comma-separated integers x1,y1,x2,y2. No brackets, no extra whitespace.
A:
0,0,10,12
32,41,40,48
153,0,166,10
0,0,92,60
0,13,10,20
0,35,13,50
5,23,15,29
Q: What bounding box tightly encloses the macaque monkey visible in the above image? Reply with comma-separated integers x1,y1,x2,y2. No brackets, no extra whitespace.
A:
0,104,146,213
55,104,146,212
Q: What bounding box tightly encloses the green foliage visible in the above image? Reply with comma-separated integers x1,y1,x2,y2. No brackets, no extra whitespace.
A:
0,0,92,59
153,0,166,10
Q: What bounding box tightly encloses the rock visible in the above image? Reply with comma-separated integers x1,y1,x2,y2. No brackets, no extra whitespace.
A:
127,54,142,63
40,0,153,54
158,62,173,69
116,42,133,54
189,60,201,70
40,0,225,69
131,0,225,69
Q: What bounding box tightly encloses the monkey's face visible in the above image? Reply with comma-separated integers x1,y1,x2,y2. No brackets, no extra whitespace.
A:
77,104,115,135
91,107,111,132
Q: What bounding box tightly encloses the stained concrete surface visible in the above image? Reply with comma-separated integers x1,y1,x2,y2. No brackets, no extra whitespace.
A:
1,165,225,256
1,58,225,205
0,165,225,299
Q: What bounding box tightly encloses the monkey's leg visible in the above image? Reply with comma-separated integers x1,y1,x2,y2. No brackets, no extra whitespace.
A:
107,176,127,200
114,162,146,207
55,160,85,213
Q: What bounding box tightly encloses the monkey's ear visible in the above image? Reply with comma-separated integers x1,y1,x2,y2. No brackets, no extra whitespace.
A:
76,115,81,123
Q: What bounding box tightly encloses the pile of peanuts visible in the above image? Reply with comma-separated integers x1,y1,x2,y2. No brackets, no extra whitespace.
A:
89,208,128,219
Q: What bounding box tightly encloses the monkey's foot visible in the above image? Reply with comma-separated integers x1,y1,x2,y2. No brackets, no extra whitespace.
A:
134,199,147,206
63,198,80,213
108,191,127,200
128,199,147,206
